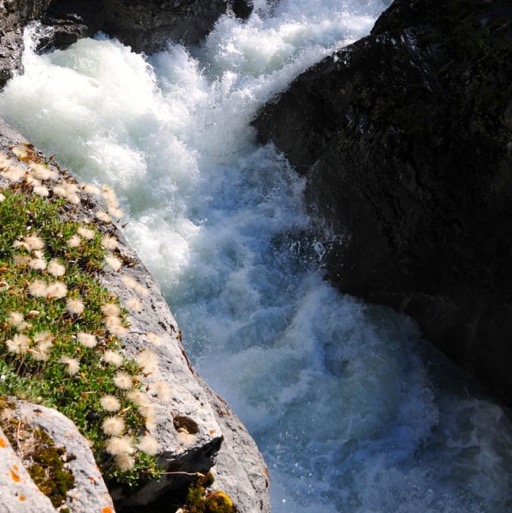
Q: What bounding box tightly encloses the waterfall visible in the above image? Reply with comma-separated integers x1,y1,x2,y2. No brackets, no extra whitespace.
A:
1,1,512,511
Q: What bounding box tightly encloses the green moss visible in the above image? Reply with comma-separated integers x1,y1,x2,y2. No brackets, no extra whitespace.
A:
182,473,237,513
27,429,76,507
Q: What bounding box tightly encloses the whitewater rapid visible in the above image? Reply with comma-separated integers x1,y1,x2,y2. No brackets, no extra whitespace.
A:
1,1,512,511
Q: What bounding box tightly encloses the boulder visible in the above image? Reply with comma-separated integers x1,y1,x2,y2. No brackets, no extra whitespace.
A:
0,0,53,87
253,0,512,403
0,117,269,512
45,0,253,53
0,399,115,513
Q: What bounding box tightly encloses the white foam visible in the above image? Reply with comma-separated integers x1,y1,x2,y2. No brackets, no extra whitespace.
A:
1,1,512,512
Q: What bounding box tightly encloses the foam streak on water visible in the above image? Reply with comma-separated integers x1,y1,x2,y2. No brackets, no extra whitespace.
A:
1,1,512,511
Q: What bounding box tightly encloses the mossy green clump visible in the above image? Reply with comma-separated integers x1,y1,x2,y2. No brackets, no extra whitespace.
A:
182,473,237,513
0,147,163,494
27,430,75,508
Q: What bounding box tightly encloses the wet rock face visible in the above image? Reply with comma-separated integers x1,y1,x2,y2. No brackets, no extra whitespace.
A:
0,0,52,86
254,0,512,403
46,0,253,53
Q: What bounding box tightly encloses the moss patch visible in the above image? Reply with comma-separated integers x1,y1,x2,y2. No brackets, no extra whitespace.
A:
182,473,237,513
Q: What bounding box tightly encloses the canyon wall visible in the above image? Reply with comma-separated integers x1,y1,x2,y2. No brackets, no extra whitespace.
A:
254,0,512,404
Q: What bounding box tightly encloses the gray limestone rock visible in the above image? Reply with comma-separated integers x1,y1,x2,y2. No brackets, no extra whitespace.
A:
0,115,269,512
4,400,116,513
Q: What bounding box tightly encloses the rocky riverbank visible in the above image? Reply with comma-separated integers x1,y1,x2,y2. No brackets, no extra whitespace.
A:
254,0,512,404
0,117,269,513
0,1,268,511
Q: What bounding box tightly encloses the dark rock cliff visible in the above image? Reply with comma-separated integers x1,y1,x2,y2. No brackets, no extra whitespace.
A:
0,0,253,88
254,0,512,403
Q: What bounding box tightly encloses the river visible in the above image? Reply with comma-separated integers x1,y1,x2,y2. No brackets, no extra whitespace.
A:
1,1,512,511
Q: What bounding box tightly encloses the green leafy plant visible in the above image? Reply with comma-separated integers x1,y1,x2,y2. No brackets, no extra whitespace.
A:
0,147,162,493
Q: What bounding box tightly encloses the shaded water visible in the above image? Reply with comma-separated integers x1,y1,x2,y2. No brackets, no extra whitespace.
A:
1,1,512,511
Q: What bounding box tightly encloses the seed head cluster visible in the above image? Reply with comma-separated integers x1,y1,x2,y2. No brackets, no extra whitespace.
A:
0,148,170,482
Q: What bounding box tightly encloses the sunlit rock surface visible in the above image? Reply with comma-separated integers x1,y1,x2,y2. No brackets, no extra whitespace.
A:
0,117,269,512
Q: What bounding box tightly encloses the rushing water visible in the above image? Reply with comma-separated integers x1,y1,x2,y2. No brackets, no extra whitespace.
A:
2,1,512,512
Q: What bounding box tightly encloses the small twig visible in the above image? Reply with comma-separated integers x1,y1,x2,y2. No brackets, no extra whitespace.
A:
162,471,205,477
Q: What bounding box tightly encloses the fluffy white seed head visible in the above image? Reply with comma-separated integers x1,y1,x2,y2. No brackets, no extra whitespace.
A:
138,435,159,455
103,350,124,367
113,371,133,390
29,162,58,181
127,390,151,408
67,235,82,248
1,166,26,182
100,395,121,412
47,259,66,277
28,280,48,298
77,227,95,240
60,356,80,375
46,282,68,299
52,185,67,198
105,435,135,456
96,211,112,223
101,185,119,206
136,349,159,375
6,334,30,354
102,416,125,437
0,153,15,168
66,297,85,315
105,254,122,272
30,346,49,361
29,258,47,271
25,174,41,187
7,312,25,327
33,185,50,197
34,331,54,352
104,316,128,337
24,234,45,252
77,332,97,348
101,235,119,251
140,404,157,428
81,183,100,195
101,303,121,317
115,454,135,471
108,207,124,219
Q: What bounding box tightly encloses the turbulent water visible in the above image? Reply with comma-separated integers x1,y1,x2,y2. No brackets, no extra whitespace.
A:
2,1,512,511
